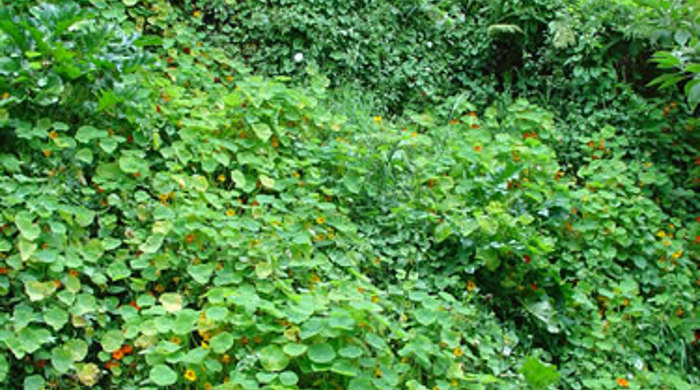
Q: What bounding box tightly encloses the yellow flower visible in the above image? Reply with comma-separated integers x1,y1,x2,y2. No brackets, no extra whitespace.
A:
657,230,666,238
451,379,458,386
466,280,476,292
205,384,213,390
218,174,226,182
373,116,382,124
201,341,209,349
374,368,382,378
226,209,236,217
453,346,463,357
663,240,671,247
316,216,326,224
154,284,164,293
184,369,197,381
672,250,683,259
371,295,380,303
310,274,321,283
193,10,201,17
226,75,234,82
1,92,9,99
171,336,181,344
411,132,418,138
48,131,59,139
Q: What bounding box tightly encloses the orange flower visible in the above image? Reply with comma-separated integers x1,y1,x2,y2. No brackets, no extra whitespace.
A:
53,280,61,288
121,344,133,354
185,233,196,243
469,111,477,117
129,300,141,311
0,266,7,275
112,349,125,360
474,146,482,152
69,269,79,277
617,378,629,387
271,137,279,148
43,149,51,157
171,336,181,345
105,360,119,369
154,284,165,293
470,123,480,129
466,280,476,292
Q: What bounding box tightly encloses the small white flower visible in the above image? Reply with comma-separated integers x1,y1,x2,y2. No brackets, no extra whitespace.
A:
427,41,433,48
634,359,644,371
294,52,304,63
502,346,512,356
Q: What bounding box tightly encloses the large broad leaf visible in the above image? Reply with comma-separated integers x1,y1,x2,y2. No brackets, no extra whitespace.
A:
15,211,40,241
308,342,336,364
252,123,273,141
160,293,183,312
100,329,124,353
149,364,177,386
210,332,234,354
520,356,560,390
259,345,290,371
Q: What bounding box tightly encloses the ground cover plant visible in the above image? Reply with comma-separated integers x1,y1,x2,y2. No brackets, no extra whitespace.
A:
0,1,698,390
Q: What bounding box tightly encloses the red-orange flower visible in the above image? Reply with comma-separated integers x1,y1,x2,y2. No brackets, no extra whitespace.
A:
524,255,531,264
129,300,141,311
617,378,629,387
474,146,482,152
471,123,481,129
121,344,134,354
112,349,125,360
0,267,7,275
530,283,538,291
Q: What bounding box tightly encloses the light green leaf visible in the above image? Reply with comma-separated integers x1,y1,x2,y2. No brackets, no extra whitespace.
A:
100,329,124,353
259,345,290,371
210,332,234,354
15,211,40,241
252,123,273,141
149,364,177,386
308,342,336,364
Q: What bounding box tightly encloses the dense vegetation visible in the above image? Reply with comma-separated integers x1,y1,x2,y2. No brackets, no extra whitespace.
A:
0,1,698,390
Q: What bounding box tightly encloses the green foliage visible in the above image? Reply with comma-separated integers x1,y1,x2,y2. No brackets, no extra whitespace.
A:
0,1,697,390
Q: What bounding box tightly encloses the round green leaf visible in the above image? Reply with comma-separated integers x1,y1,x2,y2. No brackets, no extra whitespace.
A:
259,345,290,372
282,343,308,357
149,364,177,386
308,342,336,364
279,371,299,386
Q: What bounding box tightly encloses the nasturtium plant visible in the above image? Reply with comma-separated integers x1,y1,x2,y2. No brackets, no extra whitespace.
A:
0,1,697,390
